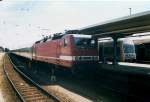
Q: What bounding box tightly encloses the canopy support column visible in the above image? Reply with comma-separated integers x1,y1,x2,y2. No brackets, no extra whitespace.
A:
112,36,118,65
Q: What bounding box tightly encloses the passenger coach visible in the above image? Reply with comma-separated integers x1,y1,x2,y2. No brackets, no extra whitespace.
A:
98,38,136,62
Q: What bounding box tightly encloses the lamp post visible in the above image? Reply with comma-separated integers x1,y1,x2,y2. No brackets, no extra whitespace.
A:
129,8,132,16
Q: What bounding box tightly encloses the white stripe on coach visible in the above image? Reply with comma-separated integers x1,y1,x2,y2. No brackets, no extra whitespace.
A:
59,56,74,61
36,55,99,61
59,55,99,61
36,55,59,59
15,53,99,61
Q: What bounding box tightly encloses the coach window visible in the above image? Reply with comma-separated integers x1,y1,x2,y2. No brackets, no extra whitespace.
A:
64,38,68,47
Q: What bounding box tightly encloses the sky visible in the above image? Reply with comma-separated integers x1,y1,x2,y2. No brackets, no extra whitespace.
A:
0,0,150,49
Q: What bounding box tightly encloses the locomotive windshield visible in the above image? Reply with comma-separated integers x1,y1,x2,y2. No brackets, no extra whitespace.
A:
74,36,97,48
123,44,135,53
123,39,135,53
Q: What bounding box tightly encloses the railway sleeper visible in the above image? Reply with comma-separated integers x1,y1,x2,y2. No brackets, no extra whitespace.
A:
21,93,40,97
5,55,58,102
25,96,46,101
21,90,39,94
21,90,40,94
16,86,31,90
26,99,50,102
15,82,28,87
23,94,44,98
19,87,37,90
19,87,36,91
22,92,43,96
16,85,30,88
23,92,41,95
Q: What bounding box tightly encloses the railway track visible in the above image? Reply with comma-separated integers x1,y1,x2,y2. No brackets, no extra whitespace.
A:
3,54,60,102
9,53,150,102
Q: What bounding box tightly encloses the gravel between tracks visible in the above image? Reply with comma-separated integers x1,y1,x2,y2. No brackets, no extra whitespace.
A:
11,54,94,102
0,53,17,102
5,54,57,102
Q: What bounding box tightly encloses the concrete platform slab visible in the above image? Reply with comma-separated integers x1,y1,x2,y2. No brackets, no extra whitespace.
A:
43,85,93,102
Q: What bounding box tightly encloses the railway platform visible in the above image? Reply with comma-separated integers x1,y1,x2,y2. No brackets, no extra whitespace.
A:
99,62,150,75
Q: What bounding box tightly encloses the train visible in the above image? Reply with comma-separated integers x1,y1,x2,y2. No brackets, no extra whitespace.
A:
133,38,150,63
13,33,99,73
98,38,136,62
12,33,136,73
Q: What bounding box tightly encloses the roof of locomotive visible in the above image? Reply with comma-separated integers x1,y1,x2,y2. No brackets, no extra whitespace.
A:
34,33,92,44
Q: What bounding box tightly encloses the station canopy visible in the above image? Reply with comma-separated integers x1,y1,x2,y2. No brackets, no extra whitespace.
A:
77,11,150,38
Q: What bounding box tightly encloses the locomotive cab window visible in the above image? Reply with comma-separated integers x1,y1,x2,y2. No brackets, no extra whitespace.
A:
74,36,97,48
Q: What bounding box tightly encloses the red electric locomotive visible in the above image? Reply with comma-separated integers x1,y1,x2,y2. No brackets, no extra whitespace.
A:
32,33,99,72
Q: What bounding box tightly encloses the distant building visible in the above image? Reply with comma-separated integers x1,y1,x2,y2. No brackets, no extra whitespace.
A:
0,46,4,52
4,48,9,52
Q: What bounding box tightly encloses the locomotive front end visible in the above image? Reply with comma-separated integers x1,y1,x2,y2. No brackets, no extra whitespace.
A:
71,34,99,69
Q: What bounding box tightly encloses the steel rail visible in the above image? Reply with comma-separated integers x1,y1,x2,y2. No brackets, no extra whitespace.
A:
4,54,60,102
3,54,26,102
8,54,61,102
9,53,149,102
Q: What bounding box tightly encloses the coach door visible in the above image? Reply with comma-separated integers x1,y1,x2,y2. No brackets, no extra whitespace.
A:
56,40,61,64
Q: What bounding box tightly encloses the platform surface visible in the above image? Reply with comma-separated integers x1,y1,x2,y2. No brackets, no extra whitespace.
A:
44,85,93,102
